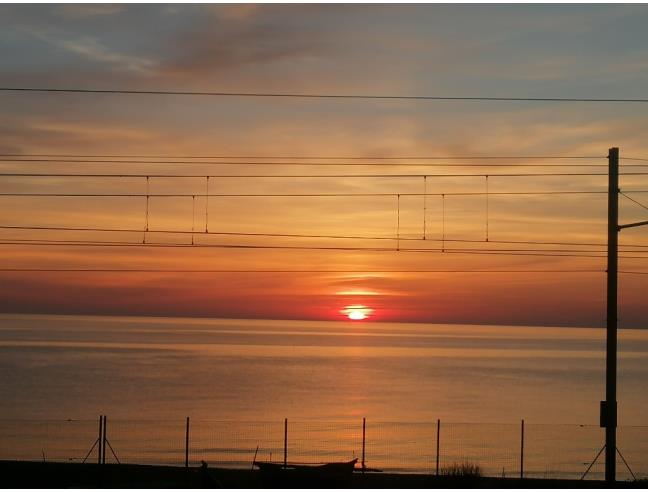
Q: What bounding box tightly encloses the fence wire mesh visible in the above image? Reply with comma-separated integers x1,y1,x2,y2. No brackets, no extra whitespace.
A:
0,419,646,481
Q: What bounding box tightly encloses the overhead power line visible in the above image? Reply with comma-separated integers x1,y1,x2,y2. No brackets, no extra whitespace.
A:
0,158,626,168
0,191,624,198
2,239,648,259
3,224,648,249
0,153,606,160
2,86,648,103
0,172,646,179
0,268,608,274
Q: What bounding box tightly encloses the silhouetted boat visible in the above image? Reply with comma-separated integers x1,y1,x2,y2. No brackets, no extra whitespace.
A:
254,458,358,484
255,458,357,474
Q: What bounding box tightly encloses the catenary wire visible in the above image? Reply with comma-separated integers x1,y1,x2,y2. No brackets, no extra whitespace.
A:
3,86,648,103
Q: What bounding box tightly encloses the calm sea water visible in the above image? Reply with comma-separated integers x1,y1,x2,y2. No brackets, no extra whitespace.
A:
1,313,647,478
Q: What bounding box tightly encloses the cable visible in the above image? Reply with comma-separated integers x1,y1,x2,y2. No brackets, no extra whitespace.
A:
620,191,648,212
3,240,647,259
0,191,625,198
3,238,645,257
0,158,624,167
2,172,643,178
2,225,647,249
10,237,642,254
0,268,608,274
3,86,648,103
422,176,427,240
0,153,607,160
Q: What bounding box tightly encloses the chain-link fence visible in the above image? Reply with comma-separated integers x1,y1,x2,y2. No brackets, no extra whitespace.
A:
0,418,646,481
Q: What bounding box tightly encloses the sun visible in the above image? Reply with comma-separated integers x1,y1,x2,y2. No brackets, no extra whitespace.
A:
341,305,373,321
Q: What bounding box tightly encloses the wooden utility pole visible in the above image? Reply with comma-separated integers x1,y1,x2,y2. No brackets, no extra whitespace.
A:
604,147,619,483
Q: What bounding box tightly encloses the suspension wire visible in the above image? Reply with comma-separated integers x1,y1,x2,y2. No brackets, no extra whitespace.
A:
1,172,646,178
3,86,648,103
620,191,648,212
2,225,647,249
0,191,633,198
0,158,627,167
423,176,427,240
205,177,209,233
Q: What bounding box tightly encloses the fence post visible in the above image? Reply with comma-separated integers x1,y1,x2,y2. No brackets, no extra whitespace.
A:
361,417,366,474
283,418,288,469
97,415,103,465
520,419,525,479
185,417,190,468
102,415,107,465
436,419,440,476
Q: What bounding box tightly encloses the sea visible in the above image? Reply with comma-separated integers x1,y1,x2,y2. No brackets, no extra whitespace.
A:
1,313,647,479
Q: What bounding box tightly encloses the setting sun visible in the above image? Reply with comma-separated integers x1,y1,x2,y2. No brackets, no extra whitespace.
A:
341,305,373,321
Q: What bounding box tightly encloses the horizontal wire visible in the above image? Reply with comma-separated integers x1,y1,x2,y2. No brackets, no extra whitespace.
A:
1,239,647,258
0,158,624,167
2,87,648,103
0,172,646,178
619,270,648,275
0,191,622,198
3,225,648,249
6,237,641,254
622,157,648,162
0,154,606,161
0,268,608,274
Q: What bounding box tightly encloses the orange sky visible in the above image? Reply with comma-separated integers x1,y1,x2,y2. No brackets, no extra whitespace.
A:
1,4,648,327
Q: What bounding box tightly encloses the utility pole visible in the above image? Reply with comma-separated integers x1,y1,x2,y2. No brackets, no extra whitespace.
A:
604,146,648,483
604,147,619,483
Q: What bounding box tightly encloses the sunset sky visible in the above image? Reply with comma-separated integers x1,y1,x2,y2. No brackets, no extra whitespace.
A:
1,4,648,327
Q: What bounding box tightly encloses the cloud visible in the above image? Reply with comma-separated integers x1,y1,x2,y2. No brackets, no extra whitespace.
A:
158,14,333,78
58,36,156,74
55,4,124,19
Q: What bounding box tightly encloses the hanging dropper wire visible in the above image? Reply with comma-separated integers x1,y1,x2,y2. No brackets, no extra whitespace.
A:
396,194,401,251
423,176,427,240
485,175,489,242
441,193,445,252
191,195,195,245
143,176,149,244
205,176,210,233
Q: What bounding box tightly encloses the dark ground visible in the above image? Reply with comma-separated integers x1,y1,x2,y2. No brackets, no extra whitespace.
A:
0,461,643,488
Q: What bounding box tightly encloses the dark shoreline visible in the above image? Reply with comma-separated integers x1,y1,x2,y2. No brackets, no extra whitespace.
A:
1,460,643,488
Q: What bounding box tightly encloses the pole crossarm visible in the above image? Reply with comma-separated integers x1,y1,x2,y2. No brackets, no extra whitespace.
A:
619,220,648,230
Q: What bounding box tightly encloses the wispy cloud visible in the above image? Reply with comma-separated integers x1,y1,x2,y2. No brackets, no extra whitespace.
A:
58,36,156,74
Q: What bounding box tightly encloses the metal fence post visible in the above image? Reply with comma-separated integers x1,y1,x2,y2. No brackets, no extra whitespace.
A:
102,415,107,465
361,417,366,473
185,417,190,468
283,418,288,469
520,419,525,479
436,419,440,476
97,415,103,465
